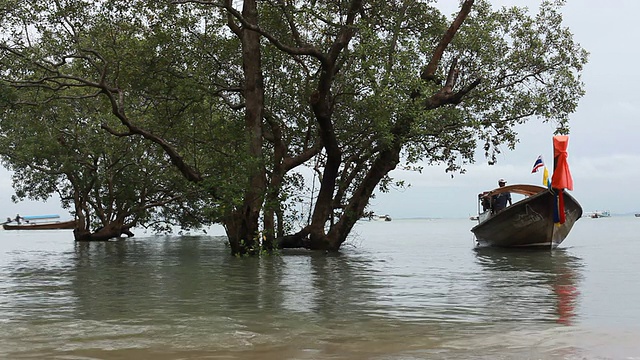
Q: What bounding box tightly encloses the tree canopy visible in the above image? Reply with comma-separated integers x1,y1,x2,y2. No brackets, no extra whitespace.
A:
0,0,587,254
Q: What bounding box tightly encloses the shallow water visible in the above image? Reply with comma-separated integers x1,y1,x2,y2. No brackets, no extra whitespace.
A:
0,216,639,359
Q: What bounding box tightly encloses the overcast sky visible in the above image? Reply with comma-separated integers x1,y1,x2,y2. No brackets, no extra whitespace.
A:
1,0,638,220
374,0,640,218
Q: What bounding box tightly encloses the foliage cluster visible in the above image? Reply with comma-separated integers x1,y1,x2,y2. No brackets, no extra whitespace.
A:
0,0,587,252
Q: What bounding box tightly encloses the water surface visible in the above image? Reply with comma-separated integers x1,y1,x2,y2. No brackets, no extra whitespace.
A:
1,217,638,359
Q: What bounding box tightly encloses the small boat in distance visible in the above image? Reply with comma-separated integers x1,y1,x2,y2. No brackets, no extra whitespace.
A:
635,213,640,218
372,215,392,222
2,214,76,230
588,210,611,218
361,211,392,221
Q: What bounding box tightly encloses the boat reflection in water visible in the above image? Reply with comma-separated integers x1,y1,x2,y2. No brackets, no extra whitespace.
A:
473,247,583,325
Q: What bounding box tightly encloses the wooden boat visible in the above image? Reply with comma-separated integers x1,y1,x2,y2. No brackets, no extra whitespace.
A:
2,214,76,230
3,219,76,230
471,135,581,249
471,184,582,248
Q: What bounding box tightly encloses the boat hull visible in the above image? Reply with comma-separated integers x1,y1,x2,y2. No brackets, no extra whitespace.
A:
471,189,582,248
3,220,77,230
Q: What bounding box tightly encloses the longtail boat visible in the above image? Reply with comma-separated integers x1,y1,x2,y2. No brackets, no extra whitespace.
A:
471,136,582,249
471,184,582,248
2,214,76,230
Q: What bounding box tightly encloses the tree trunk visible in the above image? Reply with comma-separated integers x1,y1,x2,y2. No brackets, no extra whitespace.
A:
302,0,363,251
73,218,134,242
224,208,260,255
262,173,283,252
326,146,402,250
306,135,340,250
223,0,266,256
306,66,342,251
262,118,287,252
274,145,402,252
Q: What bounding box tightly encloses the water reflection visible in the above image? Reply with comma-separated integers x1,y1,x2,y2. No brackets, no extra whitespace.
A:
72,236,280,322
69,239,382,330
279,251,378,317
474,248,583,325
0,231,598,359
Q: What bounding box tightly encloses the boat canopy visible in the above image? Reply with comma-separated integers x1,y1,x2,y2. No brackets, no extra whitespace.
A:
483,184,547,197
22,214,60,220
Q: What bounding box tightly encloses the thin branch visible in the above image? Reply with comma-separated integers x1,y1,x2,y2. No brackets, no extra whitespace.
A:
276,0,303,47
220,1,326,61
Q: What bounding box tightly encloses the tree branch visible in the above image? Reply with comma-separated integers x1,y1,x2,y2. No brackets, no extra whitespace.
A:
420,0,474,82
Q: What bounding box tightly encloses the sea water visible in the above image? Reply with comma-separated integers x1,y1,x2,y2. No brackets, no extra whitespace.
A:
0,216,638,359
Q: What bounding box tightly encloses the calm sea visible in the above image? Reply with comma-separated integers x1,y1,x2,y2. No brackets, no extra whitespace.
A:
0,216,639,359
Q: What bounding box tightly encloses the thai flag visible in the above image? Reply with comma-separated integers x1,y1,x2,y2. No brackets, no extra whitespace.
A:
531,155,544,173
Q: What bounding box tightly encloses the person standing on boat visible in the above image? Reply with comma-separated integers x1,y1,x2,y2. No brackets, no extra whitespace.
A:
491,178,512,213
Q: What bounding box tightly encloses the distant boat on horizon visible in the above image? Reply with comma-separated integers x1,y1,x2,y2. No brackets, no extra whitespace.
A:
361,211,392,222
371,214,392,222
588,210,611,218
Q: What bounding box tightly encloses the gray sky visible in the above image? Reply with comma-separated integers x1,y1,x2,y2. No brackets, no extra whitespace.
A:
1,0,638,220
376,0,640,218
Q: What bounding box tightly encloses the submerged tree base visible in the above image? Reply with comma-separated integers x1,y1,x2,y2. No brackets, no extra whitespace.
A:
73,227,135,242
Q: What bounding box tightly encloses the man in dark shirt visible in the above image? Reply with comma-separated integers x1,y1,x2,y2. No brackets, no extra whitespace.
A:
492,178,512,213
